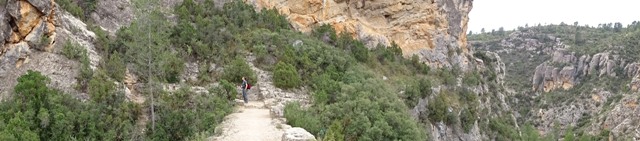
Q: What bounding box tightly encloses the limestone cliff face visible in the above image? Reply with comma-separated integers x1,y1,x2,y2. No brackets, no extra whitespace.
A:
0,0,57,77
0,0,102,98
532,50,640,92
244,0,473,68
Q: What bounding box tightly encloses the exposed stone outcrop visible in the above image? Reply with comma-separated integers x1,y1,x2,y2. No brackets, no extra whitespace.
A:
1,0,105,98
1,0,57,77
56,9,101,70
282,127,316,141
90,0,134,34
532,50,639,92
245,0,473,68
534,89,640,140
534,90,611,134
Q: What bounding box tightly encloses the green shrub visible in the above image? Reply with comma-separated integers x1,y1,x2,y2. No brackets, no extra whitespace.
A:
351,41,369,62
196,63,212,84
61,40,92,90
408,54,430,74
62,40,85,60
463,72,481,86
278,46,297,65
283,102,322,135
76,46,93,91
219,80,238,101
488,118,519,140
104,52,125,82
312,24,337,44
428,92,456,124
89,25,112,55
1,70,139,140
221,57,256,84
521,124,540,141
440,69,457,85
88,70,116,104
161,52,185,83
274,62,302,89
323,120,345,141
460,108,476,133
150,85,233,140
311,74,340,104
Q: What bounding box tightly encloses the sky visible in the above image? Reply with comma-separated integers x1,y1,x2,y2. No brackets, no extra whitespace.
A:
468,0,640,33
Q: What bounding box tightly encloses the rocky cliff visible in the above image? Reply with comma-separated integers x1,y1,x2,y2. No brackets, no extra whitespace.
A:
244,0,473,68
532,50,640,92
1,0,57,77
472,26,640,139
0,0,100,98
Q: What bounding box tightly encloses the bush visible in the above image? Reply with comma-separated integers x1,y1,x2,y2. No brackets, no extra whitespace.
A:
150,85,233,140
76,46,93,91
312,24,337,44
104,52,125,82
161,52,185,83
404,77,432,107
521,124,541,141
283,102,322,135
1,70,139,140
488,118,519,140
440,69,457,85
61,40,92,90
274,62,302,89
351,41,369,62
323,120,345,141
219,80,238,101
428,92,456,124
460,108,476,133
88,70,116,104
408,54,430,74
221,57,256,85
463,72,481,86
62,40,85,60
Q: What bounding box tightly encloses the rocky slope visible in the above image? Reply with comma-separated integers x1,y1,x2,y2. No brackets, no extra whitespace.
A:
0,0,101,98
245,0,474,68
532,49,640,92
1,0,57,78
1,0,526,140
240,1,528,140
472,27,640,140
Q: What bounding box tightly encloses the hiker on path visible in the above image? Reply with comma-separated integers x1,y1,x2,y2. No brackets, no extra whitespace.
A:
241,77,248,103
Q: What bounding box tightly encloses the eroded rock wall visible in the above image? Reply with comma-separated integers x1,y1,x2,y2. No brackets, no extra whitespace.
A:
532,50,640,92
1,0,57,77
245,0,473,68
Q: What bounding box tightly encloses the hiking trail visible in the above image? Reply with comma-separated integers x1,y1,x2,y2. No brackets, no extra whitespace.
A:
211,101,283,141
210,53,314,141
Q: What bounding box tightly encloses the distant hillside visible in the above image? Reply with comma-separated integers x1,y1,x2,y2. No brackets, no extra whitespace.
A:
470,22,640,140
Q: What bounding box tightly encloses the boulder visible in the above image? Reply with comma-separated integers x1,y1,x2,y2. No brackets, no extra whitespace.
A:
12,0,45,38
26,0,54,15
90,0,134,33
24,20,47,51
1,42,31,67
270,103,285,118
282,127,316,141
0,12,10,44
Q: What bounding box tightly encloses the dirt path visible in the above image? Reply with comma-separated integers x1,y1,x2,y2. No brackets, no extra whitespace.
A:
211,101,283,141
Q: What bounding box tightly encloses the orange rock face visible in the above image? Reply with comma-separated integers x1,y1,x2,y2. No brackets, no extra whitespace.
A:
17,0,44,38
245,0,473,57
1,0,57,69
